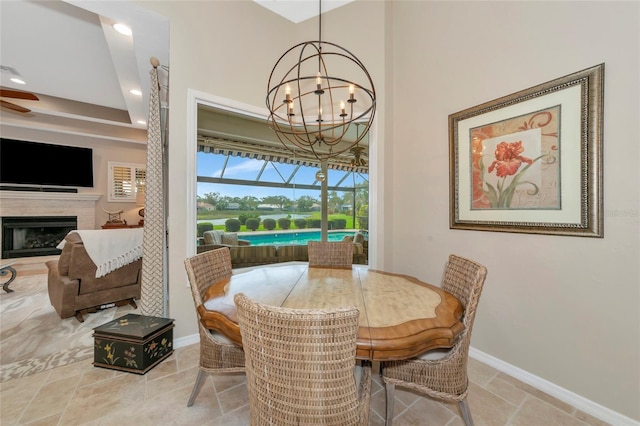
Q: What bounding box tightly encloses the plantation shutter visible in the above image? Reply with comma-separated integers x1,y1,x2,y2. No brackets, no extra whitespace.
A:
136,168,146,195
109,162,146,202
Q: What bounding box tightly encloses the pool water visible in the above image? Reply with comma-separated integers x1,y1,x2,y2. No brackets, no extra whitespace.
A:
239,230,355,246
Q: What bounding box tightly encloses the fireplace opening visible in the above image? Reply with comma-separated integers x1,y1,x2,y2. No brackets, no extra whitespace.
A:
1,216,77,259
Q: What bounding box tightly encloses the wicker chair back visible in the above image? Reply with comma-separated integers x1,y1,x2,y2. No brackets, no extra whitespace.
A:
235,292,371,425
307,241,353,269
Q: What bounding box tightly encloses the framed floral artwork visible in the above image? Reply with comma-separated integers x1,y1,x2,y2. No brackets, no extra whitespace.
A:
449,64,604,237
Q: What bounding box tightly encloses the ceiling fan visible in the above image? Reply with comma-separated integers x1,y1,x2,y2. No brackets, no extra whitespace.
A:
0,87,39,113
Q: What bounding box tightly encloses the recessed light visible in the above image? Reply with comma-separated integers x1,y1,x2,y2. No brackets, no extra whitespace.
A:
10,77,25,85
137,120,147,125
130,89,142,96
113,23,132,36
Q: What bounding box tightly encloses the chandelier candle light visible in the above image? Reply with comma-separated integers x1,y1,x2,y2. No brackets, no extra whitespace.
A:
266,1,376,162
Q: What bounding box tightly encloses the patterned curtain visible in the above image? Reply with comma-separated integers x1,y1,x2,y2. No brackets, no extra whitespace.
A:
140,66,166,317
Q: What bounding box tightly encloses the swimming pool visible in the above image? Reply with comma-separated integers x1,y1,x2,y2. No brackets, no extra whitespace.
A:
239,230,355,246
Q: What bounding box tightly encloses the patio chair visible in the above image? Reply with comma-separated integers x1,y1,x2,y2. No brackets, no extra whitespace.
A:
380,254,488,426
234,292,371,426
307,240,353,269
184,248,245,407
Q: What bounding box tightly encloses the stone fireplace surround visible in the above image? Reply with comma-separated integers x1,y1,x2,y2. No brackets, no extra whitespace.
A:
0,191,101,260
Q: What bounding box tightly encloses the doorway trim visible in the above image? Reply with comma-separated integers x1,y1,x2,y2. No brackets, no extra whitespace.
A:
185,89,379,268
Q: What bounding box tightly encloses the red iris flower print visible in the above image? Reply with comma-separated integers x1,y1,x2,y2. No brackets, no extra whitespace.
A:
479,140,545,208
488,141,533,178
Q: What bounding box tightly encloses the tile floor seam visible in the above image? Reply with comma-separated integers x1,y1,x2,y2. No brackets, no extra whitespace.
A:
441,399,460,422
527,392,594,426
476,377,522,413
213,378,249,416
503,392,529,426
445,415,458,426
54,372,83,426
215,379,246,394
369,409,384,424
479,365,502,388
210,376,230,418
15,370,53,426
2,354,613,426
215,402,251,424
394,394,424,423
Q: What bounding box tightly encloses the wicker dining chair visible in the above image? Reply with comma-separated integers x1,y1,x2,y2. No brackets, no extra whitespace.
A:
184,248,245,407
381,254,488,426
307,241,353,269
234,292,371,426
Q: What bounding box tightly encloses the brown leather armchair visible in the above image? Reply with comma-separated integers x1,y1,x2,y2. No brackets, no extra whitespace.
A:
46,232,142,322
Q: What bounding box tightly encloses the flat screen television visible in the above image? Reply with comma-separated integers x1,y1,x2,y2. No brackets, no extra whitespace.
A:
0,138,94,188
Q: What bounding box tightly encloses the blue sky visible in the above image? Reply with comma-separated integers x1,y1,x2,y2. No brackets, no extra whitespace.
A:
197,152,366,200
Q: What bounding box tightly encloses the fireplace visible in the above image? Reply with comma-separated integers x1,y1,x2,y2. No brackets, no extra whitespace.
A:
1,216,77,259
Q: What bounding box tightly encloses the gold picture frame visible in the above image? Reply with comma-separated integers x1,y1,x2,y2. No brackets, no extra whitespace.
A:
449,64,604,237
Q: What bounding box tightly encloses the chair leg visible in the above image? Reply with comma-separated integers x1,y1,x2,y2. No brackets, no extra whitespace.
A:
187,369,207,407
384,382,395,426
458,398,475,426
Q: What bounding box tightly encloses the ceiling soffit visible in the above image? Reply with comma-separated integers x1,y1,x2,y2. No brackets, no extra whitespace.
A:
0,0,168,145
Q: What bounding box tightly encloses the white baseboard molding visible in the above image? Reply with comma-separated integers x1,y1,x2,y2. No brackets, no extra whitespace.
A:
470,347,639,426
174,333,199,350
172,337,638,425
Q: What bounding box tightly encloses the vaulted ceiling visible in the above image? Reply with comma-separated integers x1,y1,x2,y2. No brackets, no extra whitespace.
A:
0,0,169,145
0,0,354,147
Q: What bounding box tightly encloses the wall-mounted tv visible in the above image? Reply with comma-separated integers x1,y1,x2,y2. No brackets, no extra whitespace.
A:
0,138,94,188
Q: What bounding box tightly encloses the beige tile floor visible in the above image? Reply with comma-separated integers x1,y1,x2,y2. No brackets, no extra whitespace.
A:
0,343,610,426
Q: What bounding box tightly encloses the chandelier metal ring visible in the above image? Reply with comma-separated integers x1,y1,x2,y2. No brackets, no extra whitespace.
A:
266,40,376,162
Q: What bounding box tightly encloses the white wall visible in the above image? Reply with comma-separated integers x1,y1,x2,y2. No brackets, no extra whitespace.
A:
390,1,639,421
140,0,388,340
138,0,638,422
139,0,300,341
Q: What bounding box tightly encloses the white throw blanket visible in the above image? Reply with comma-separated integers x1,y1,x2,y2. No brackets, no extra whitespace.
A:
58,229,143,278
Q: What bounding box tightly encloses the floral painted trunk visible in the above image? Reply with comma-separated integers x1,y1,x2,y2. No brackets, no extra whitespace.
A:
93,313,174,374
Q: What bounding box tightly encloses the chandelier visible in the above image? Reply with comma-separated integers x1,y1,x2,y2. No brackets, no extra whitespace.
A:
266,1,376,162
349,146,366,167
349,123,367,167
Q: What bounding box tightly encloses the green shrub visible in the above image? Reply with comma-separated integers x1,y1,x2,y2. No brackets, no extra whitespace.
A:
357,204,369,230
333,219,346,229
246,218,260,231
278,218,291,230
294,218,307,229
238,212,260,225
225,218,241,232
263,218,276,230
306,218,321,228
197,222,213,236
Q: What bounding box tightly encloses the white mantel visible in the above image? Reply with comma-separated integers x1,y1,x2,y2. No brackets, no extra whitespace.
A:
0,191,101,202
0,191,102,230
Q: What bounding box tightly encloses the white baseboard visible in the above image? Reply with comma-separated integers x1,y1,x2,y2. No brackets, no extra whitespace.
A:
174,333,199,349
469,347,639,426
172,336,637,425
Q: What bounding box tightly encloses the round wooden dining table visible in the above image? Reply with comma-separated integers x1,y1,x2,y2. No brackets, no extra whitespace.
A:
198,262,464,361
